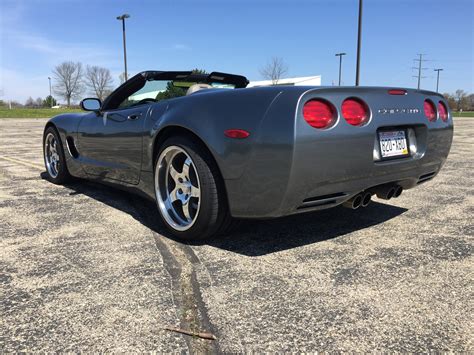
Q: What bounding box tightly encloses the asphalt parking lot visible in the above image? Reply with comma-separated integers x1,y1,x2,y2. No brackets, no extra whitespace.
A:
0,117,472,352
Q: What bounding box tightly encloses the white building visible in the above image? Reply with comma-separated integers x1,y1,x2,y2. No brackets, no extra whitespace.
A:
247,75,321,88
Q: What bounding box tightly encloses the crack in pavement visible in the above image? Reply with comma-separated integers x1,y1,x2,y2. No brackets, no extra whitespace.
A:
1,156,219,353
128,195,220,354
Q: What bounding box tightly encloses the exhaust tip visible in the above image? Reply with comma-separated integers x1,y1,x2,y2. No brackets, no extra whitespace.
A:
361,192,372,207
387,187,395,200
352,194,363,209
394,186,403,198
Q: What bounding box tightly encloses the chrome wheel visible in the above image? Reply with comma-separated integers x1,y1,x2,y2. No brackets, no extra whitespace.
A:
155,146,201,231
44,132,60,178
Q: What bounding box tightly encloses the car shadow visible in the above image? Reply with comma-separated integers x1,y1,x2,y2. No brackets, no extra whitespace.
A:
43,173,408,257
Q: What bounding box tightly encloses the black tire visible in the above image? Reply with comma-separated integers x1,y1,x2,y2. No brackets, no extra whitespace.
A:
154,135,234,241
43,126,71,184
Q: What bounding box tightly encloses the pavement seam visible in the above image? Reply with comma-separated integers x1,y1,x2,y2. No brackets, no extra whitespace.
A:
0,156,44,170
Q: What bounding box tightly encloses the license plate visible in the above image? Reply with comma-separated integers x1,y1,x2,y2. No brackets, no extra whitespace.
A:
379,130,409,158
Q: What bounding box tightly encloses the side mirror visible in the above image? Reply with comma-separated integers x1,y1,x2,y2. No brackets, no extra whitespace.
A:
80,98,102,112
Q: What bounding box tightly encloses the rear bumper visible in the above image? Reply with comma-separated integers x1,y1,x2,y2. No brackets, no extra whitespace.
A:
225,88,453,219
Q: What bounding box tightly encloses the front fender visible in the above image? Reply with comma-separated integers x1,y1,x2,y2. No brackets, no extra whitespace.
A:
46,112,90,177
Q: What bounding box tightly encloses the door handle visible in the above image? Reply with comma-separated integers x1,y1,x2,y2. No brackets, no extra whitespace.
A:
127,113,141,120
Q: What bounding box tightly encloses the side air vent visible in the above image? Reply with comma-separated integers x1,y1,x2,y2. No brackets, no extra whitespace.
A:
66,136,79,158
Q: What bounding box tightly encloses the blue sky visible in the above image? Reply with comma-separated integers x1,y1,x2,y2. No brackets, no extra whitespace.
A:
1,0,473,102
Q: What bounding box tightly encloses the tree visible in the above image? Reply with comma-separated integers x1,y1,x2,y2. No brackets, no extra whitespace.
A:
25,97,35,107
43,95,57,107
191,68,208,75
468,94,474,111
119,72,126,85
155,82,187,101
155,68,208,101
85,65,114,101
443,93,456,111
454,89,468,111
259,57,288,85
35,97,43,107
52,61,84,107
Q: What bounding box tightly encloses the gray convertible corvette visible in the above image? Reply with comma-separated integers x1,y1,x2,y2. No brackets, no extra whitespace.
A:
43,70,453,240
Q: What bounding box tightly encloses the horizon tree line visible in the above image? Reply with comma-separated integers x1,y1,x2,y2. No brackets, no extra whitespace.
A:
3,57,473,110
52,61,115,106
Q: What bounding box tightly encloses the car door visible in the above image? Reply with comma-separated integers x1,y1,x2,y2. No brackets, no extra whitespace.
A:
77,104,150,184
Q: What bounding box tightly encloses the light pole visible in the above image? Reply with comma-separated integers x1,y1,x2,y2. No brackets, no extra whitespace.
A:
48,77,52,107
116,14,130,81
355,0,363,86
434,68,443,92
335,53,346,86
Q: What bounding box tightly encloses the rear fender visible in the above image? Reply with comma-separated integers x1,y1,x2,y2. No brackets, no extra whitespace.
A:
146,88,283,180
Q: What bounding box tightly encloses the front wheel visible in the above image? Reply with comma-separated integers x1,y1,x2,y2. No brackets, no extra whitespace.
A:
43,126,71,184
154,136,233,241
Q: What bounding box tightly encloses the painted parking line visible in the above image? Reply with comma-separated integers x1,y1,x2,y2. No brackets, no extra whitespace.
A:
0,156,44,170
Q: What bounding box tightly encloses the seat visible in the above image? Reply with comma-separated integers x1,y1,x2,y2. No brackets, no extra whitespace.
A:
186,83,212,95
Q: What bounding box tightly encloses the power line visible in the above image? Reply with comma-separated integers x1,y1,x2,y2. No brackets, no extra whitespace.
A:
412,54,429,89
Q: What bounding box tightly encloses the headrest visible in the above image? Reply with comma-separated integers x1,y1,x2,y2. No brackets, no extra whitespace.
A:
186,83,213,95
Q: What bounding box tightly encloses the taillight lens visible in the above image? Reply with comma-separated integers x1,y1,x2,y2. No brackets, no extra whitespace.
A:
424,100,437,122
341,98,369,126
303,99,336,129
438,101,448,122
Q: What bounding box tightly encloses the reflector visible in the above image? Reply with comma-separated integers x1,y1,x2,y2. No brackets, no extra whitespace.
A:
224,129,250,139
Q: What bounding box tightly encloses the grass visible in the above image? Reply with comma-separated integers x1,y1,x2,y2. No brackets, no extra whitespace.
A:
452,111,474,117
0,107,82,118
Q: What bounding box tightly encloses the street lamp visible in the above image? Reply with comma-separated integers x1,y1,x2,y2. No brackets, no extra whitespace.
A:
355,0,363,86
48,77,52,108
335,53,346,86
434,68,443,92
116,13,130,81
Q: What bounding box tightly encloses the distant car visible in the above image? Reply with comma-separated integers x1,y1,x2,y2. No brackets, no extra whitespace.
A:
43,70,453,240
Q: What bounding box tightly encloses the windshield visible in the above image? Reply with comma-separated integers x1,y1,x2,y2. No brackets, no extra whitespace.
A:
119,80,235,108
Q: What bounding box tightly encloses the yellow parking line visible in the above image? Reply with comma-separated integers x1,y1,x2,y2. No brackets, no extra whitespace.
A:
0,156,44,170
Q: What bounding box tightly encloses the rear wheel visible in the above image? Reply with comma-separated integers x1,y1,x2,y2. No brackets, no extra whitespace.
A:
43,126,71,184
154,135,233,241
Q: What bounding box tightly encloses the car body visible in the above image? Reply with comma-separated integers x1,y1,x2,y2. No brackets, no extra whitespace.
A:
43,70,453,240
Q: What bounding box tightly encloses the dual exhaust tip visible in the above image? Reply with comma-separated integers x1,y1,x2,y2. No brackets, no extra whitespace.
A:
374,184,403,200
343,184,403,210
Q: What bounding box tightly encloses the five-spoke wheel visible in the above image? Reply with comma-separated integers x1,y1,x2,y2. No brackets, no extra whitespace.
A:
154,135,233,240
43,126,70,184
156,146,201,231
44,132,60,178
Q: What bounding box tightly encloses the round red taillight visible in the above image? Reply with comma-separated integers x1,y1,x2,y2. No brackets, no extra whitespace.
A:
341,98,369,126
424,100,437,122
303,99,336,129
438,101,448,122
